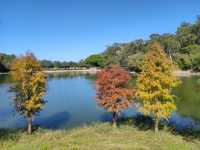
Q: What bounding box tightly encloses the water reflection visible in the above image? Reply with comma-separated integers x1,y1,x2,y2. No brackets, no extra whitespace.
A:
174,76,200,122
0,73,200,133
170,112,200,132
48,72,96,81
0,74,12,84
35,111,71,129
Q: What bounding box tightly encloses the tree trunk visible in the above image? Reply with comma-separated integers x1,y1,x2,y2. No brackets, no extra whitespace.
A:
154,118,159,133
168,48,173,62
112,112,118,127
27,117,32,134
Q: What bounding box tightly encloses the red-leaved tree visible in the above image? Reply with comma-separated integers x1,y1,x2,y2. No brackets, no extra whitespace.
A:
96,65,134,126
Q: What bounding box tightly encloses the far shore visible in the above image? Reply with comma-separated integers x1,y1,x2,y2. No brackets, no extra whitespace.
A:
1,69,200,77
44,68,101,74
44,69,200,77
0,72,9,75
174,70,200,77
0,68,101,75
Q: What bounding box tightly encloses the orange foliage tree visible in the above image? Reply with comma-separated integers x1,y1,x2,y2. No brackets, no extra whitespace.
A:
96,65,134,126
10,52,47,134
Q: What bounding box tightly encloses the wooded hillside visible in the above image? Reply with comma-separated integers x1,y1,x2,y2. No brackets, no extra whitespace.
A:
84,16,200,72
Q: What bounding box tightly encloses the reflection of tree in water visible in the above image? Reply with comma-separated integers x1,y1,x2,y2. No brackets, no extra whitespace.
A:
48,72,96,81
0,74,13,84
174,76,200,122
34,111,71,129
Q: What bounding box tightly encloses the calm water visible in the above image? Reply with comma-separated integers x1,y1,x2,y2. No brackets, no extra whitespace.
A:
0,72,200,132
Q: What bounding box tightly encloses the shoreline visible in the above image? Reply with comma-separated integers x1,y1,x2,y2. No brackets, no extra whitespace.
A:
0,69,101,75
1,70,200,77
0,72,9,75
43,69,101,74
173,70,200,77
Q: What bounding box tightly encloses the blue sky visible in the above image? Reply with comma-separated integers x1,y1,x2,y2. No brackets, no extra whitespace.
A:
0,0,200,61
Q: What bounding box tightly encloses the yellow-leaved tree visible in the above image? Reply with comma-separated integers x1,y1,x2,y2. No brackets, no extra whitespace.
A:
136,42,180,133
10,52,47,134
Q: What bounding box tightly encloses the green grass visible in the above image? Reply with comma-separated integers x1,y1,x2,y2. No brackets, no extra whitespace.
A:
0,123,200,150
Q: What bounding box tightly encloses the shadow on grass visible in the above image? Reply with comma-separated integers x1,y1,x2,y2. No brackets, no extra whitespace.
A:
0,128,23,142
100,112,156,131
1,112,200,142
170,125,200,141
34,111,71,129
118,114,154,131
117,114,200,141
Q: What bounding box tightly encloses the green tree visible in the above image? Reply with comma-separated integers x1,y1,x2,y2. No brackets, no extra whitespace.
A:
0,53,16,72
159,34,181,60
191,16,200,44
85,54,105,67
128,52,144,72
176,22,197,47
175,44,200,71
136,42,180,133
189,45,200,71
175,53,192,70
53,61,62,68
40,60,54,68
10,52,47,134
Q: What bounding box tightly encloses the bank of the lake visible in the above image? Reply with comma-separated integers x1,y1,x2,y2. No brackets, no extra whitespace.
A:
43,68,100,74
45,69,200,77
0,123,200,150
1,69,200,77
0,68,100,75
174,70,200,77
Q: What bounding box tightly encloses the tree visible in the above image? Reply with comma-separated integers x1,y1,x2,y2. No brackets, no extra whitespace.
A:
128,52,144,72
191,16,200,44
53,61,62,68
175,44,200,71
176,22,197,47
0,62,9,72
40,60,54,68
85,54,105,67
0,53,16,72
96,65,134,126
175,53,192,70
103,43,123,66
150,33,161,41
10,52,47,134
190,45,200,71
159,34,181,61
136,42,180,133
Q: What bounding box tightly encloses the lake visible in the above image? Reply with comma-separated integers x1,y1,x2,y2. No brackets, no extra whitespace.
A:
0,72,200,132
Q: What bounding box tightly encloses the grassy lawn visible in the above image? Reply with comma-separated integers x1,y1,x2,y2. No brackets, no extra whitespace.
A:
0,123,200,150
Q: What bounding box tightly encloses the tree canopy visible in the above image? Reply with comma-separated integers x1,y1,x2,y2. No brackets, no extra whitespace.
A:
84,54,105,67
96,65,134,126
10,52,47,134
136,42,180,133
0,53,16,72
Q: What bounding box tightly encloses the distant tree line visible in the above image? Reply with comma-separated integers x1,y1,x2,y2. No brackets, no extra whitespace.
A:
0,53,87,72
0,53,16,72
85,16,200,72
40,60,85,69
